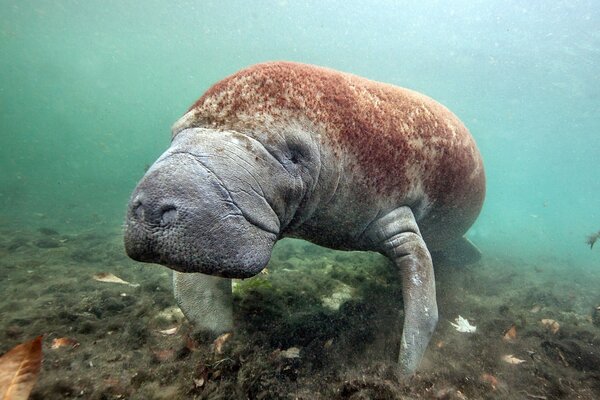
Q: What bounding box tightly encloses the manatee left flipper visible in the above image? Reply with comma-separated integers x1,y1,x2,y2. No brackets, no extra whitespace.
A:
173,271,233,334
366,206,438,375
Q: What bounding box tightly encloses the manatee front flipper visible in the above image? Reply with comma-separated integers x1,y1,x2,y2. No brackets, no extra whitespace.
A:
366,207,438,375
173,272,233,334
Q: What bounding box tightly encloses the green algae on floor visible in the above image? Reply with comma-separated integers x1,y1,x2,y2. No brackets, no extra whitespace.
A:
1,228,600,399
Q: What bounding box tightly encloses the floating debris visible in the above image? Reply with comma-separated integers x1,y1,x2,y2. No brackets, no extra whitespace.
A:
213,333,232,354
502,354,526,364
450,315,476,333
0,336,43,400
586,231,600,249
281,347,301,359
541,319,560,334
93,272,139,287
503,324,517,341
51,337,79,349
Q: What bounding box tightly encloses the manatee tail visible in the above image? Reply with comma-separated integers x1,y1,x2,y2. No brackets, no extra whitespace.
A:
432,237,481,266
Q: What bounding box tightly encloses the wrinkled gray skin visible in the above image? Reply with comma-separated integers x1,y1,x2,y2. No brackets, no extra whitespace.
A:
125,125,472,375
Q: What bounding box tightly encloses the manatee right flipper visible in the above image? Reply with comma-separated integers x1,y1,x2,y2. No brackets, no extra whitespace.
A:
366,206,438,375
173,271,233,334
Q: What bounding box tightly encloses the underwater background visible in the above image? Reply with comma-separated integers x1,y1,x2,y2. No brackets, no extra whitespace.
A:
1,1,600,399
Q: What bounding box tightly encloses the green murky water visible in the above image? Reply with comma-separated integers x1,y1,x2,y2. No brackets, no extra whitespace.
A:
1,1,599,398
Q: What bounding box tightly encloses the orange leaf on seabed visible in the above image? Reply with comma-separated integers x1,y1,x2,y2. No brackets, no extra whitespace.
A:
502,324,517,341
0,336,43,400
480,373,499,390
50,337,80,349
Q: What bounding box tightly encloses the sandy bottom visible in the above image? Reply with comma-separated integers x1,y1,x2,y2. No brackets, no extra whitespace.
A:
1,225,600,399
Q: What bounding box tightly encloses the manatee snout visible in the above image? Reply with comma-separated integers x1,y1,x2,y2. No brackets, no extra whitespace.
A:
124,144,279,279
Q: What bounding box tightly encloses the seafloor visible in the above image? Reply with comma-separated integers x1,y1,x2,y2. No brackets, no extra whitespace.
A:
1,224,599,400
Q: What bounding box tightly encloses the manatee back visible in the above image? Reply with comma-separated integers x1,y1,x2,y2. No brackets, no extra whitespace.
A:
175,62,485,248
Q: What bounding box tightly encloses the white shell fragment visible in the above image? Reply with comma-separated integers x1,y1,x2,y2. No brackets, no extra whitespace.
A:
502,354,526,364
93,272,140,287
540,318,560,334
158,327,178,335
450,315,477,333
281,347,301,359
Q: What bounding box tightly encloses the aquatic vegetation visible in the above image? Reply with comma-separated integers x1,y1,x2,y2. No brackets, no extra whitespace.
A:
586,231,600,249
320,281,356,311
0,336,43,400
2,228,600,398
231,276,272,296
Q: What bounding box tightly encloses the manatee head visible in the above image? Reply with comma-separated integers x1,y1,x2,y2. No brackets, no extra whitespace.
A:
124,127,304,278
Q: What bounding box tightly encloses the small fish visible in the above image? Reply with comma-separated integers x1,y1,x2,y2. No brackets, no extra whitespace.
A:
586,231,600,249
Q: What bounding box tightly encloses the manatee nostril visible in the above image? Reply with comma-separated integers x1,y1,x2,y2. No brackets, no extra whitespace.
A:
132,200,144,220
160,206,178,226
130,193,177,226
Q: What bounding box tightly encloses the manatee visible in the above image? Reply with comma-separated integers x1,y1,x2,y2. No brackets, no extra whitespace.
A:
124,61,485,375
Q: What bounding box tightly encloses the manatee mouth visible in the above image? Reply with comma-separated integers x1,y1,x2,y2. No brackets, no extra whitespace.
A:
124,151,278,278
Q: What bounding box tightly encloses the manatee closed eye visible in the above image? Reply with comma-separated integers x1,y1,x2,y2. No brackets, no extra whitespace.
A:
124,61,485,375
